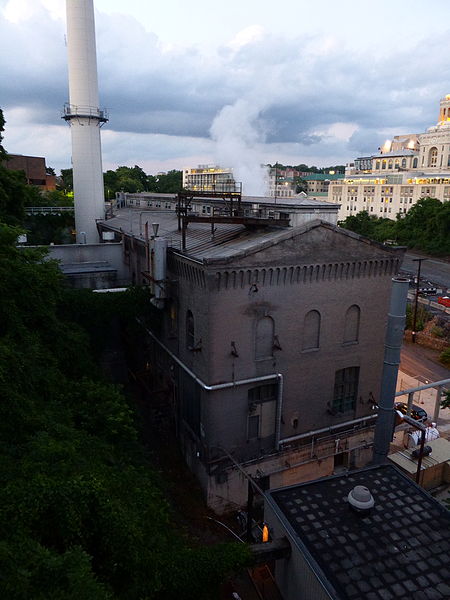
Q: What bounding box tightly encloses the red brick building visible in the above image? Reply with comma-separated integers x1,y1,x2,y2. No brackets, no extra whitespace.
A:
5,154,56,190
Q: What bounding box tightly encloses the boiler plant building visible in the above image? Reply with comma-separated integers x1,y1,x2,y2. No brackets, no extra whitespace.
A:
99,192,404,512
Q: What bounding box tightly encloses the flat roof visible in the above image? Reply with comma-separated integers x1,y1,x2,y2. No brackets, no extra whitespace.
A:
60,262,117,274
102,209,294,262
303,174,344,181
118,191,336,209
268,464,450,600
389,437,450,474
371,150,417,158
101,209,402,265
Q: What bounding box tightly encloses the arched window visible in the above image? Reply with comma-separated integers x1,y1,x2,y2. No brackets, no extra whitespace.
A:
381,160,386,170
302,310,321,350
388,159,393,170
394,159,400,169
413,157,418,168
428,147,438,167
344,305,360,343
186,310,195,349
401,158,407,168
255,316,274,360
375,160,380,170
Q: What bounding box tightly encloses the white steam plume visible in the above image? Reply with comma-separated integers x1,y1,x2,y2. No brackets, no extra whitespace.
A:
210,98,269,196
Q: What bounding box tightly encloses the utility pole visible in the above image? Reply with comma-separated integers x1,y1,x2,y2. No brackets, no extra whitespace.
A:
412,258,427,344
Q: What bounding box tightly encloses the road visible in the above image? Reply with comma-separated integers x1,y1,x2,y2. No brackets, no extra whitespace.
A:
400,341,450,383
401,252,450,290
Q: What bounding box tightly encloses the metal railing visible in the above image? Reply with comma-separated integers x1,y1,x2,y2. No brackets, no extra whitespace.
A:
62,103,108,123
395,377,450,422
25,206,74,215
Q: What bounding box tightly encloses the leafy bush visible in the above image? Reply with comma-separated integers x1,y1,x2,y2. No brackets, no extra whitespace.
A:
439,346,450,368
340,198,450,256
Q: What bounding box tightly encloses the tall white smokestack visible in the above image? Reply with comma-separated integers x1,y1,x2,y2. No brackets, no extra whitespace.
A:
63,0,107,244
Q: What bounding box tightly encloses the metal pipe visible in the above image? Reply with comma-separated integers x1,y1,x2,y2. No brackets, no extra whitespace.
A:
412,258,426,343
275,374,284,449
278,414,377,446
394,378,450,396
372,277,409,464
406,391,414,415
261,441,374,477
137,318,282,391
246,480,254,542
416,428,426,484
433,386,443,423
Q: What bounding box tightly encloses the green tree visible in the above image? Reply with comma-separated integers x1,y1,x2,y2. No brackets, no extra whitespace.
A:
152,169,182,193
60,168,73,192
0,224,251,599
439,347,450,370
0,107,7,161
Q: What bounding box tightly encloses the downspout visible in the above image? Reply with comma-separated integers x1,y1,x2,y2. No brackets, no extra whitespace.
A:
275,374,284,449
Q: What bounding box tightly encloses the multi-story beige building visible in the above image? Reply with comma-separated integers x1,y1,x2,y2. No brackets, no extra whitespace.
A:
182,164,236,192
329,95,450,219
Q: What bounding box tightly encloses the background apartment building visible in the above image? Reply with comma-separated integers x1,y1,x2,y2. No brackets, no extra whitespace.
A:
5,154,56,190
303,173,345,198
182,164,236,192
329,94,450,219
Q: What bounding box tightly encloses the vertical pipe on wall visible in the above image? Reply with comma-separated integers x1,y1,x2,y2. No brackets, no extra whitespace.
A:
372,277,409,464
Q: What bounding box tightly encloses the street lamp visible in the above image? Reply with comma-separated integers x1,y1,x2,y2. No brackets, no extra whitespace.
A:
411,258,427,343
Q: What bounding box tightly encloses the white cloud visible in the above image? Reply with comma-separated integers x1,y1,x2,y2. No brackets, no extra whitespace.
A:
228,25,265,52
1,0,450,182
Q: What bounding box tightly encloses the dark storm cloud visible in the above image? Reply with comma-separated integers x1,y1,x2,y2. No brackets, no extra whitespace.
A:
1,5,450,159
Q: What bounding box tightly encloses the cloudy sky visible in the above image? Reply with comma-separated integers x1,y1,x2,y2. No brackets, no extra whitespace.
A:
1,0,450,192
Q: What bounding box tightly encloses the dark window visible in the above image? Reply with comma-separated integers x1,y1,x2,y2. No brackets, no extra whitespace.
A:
333,367,359,413
343,305,360,343
248,384,277,440
255,316,274,360
248,384,277,404
181,371,201,435
248,415,260,439
186,310,195,349
303,310,321,350
428,147,438,167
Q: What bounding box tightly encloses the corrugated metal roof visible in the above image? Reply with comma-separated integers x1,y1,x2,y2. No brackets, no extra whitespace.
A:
103,209,293,261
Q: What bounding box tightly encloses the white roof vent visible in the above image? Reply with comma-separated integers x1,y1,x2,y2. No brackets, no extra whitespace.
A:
348,485,375,513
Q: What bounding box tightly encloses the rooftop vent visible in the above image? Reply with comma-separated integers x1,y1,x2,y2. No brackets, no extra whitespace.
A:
348,485,375,513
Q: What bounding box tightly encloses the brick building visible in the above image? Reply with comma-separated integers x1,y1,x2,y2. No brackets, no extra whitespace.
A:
100,199,404,512
5,154,56,190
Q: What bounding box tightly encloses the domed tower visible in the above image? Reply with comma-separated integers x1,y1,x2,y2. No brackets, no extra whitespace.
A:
438,94,450,127
418,94,450,171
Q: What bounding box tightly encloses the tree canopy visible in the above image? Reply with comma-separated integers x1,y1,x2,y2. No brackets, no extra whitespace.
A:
0,108,249,596
0,223,250,599
339,198,450,256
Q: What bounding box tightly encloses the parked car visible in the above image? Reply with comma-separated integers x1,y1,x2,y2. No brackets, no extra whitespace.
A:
395,401,428,423
438,296,450,308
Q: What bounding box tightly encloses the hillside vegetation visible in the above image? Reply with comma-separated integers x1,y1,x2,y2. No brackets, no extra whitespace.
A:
339,198,450,256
